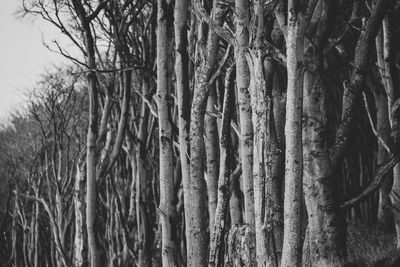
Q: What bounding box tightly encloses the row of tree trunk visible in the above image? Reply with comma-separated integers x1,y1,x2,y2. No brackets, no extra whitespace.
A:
1,0,400,266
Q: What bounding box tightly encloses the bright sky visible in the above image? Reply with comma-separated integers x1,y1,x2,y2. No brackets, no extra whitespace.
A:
0,0,68,122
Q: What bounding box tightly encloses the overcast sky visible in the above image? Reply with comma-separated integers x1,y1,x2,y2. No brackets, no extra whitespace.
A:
0,0,68,122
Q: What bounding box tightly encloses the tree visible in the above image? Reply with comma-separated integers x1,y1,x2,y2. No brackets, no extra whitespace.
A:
235,0,255,227
174,0,192,261
3,1,400,266
281,0,306,265
157,0,177,265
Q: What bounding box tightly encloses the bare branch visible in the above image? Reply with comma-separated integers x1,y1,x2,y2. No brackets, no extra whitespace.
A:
362,92,391,153
87,0,110,21
193,0,234,45
209,44,232,85
340,147,400,209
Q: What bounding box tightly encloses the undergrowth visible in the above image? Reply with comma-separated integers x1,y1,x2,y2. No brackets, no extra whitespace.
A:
346,222,399,266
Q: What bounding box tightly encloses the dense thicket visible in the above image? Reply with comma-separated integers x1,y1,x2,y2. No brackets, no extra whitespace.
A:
1,0,400,266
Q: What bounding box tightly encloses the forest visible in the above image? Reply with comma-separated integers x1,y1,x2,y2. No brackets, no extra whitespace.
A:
0,0,400,266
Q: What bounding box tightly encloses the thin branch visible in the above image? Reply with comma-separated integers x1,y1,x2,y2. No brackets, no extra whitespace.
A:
193,0,234,45
209,44,232,85
73,64,145,74
50,40,89,68
17,193,70,266
205,110,240,138
135,91,158,118
362,92,391,153
340,147,400,209
263,40,287,66
87,0,110,21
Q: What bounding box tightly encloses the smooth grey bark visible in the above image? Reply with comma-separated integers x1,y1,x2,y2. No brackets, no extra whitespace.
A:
188,58,209,266
133,78,153,267
70,1,103,265
174,0,192,261
205,88,219,229
302,1,347,265
303,53,346,267
247,47,270,267
247,53,284,266
380,9,400,248
245,2,269,265
374,82,393,229
157,1,177,265
34,201,39,267
19,193,69,266
188,1,225,265
230,166,243,225
74,160,86,267
204,0,224,233
375,27,393,229
235,0,255,226
281,0,304,265
209,64,235,267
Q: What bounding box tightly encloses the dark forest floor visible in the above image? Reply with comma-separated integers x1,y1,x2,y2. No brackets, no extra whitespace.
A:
346,223,399,266
300,222,399,266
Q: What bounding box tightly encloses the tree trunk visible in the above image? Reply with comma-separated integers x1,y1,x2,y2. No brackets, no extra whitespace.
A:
247,48,269,266
392,99,400,247
33,200,39,267
71,1,101,265
373,0,399,244
204,0,225,232
174,0,191,262
281,1,304,265
85,55,99,267
381,10,400,248
74,160,86,267
374,85,393,228
136,150,152,266
246,2,269,265
11,202,18,267
135,79,152,267
205,88,219,229
235,0,255,226
263,58,285,266
245,1,284,265
157,0,177,265
302,46,346,266
188,1,225,265
230,166,243,225
301,1,347,265
209,65,235,267
188,58,209,267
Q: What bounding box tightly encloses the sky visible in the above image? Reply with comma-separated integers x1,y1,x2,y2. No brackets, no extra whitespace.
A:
0,0,68,123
